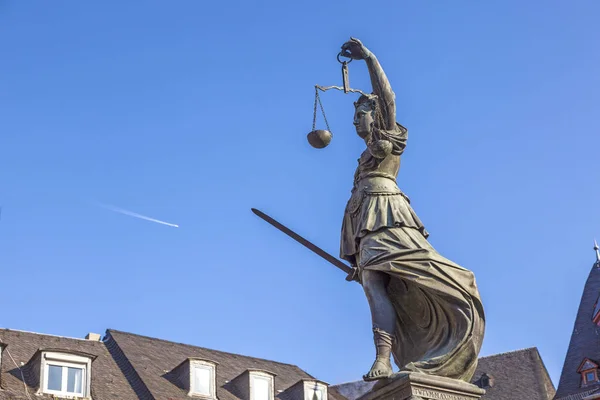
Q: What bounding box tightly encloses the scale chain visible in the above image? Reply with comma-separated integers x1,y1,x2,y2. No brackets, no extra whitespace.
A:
316,90,331,132
312,87,331,133
312,86,318,131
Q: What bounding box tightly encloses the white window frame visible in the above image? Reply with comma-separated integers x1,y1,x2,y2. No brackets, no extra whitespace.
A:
41,352,91,398
249,371,274,400
189,360,217,398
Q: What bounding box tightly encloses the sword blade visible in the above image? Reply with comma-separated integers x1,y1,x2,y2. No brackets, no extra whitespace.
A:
251,208,352,274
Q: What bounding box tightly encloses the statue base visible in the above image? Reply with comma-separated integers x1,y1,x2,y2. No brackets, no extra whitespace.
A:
357,372,485,400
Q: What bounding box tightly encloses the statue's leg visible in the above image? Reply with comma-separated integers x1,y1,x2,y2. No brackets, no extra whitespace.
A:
361,269,396,381
362,270,395,332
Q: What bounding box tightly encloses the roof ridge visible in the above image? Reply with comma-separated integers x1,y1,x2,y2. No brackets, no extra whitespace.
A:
0,328,97,343
107,329,305,370
477,347,537,360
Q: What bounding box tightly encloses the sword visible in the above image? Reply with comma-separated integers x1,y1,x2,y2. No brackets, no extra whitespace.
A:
251,208,353,275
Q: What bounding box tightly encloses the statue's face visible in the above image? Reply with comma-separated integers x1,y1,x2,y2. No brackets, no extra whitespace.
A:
353,100,375,139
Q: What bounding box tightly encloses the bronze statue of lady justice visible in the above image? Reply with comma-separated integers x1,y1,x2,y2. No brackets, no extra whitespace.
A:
254,37,485,383
332,38,484,382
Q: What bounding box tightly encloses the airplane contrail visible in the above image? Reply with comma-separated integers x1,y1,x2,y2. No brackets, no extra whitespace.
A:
95,202,179,228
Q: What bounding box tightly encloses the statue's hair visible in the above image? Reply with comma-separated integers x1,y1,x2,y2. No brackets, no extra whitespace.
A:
354,93,385,131
354,93,379,111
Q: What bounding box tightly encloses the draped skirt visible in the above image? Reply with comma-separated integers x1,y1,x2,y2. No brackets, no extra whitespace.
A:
341,192,485,381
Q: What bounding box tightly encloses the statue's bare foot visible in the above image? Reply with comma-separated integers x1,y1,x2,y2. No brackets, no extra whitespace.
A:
363,358,393,381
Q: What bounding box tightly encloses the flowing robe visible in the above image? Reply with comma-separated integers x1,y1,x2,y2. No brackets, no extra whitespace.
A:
340,123,485,381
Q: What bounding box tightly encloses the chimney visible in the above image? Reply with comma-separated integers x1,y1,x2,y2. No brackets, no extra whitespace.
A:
85,333,102,341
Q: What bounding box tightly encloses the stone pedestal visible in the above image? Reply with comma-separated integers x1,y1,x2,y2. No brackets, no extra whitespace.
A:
357,372,485,400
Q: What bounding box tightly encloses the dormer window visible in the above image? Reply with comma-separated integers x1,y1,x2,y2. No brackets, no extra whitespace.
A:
474,372,494,389
577,358,599,386
280,378,328,400
191,360,217,398
170,358,218,398
249,371,274,400
586,370,599,384
593,295,600,326
41,352,92,398
305,381,327,400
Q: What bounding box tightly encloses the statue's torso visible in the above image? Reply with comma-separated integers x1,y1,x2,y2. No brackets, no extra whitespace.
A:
353,150,400,185
341,149,429,261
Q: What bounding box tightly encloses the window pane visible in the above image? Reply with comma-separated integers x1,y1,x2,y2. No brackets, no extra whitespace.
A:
252,377,271,400
315,389,324,400
47,365,63,391
67,367,83,393
587,372,595,382
309,387,323,400
193,367,211,395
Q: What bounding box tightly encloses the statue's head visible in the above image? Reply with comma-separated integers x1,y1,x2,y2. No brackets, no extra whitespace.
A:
353,94,378,140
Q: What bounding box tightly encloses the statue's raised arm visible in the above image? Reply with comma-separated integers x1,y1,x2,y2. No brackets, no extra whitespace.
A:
341,38,396,130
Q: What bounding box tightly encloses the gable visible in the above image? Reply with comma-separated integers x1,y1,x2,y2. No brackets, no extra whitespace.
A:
578,358,599,373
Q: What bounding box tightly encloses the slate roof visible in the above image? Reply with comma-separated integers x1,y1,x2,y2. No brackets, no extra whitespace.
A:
332,348,555,400
333,379,375,400
0,328,345,400
0,327,559,400
473,348,555,400
106,329,347,400
0,328,138,400
555,262,600,399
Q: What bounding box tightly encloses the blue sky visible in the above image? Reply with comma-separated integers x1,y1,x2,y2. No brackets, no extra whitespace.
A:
1,0,599,387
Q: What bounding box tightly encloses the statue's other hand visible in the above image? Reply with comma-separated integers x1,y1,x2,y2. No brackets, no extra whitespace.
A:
341,37,371,60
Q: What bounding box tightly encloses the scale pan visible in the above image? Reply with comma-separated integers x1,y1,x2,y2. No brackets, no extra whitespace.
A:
307,129,332,149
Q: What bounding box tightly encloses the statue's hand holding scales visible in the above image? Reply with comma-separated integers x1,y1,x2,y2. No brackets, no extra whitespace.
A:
307,38,375,150
340,37,372,60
